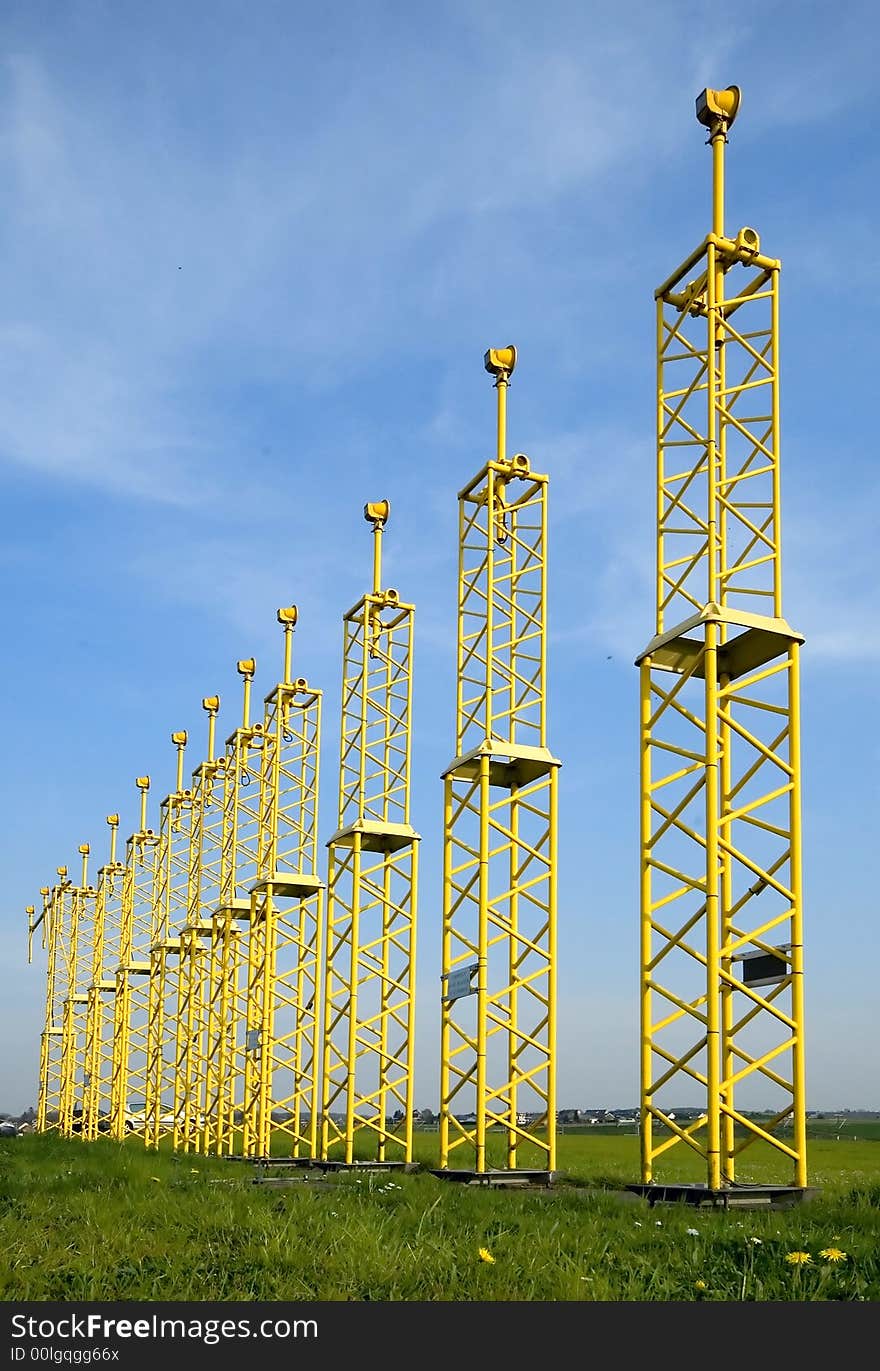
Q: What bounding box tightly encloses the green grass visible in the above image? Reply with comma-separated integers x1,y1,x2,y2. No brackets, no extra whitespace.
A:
1,1133,878,1301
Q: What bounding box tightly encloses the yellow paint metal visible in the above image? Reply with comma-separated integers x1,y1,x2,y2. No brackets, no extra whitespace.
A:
34,879,67,1132
109,779,158,1141
82,817,124,1141
57,846,97,1138
321,505,419,1164
637,87,807,1190
241,609,324,1159
145,733,193,1148
203,664,262,1155
439,350,560,1178
173,696,223,1154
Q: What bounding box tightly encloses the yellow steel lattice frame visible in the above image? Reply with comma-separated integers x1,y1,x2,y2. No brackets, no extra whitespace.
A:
440,349,560,1178
242,608,325,1159
59,845,96,1137
203,663,262,1156
32,880,64,1133
146,733,192,1148
46,875,75,1134
110,779,158,1141
173,697,222,1153
637,87,807,1190
321,505,419,1164
82,817,123,1141
26,898,48,1124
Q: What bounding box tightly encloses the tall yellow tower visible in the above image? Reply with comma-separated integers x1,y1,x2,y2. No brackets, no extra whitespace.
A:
59,844,96,1136
203,662,262,1155
31,880,63,1132
173,696,223,1153
241,608,325,1159
635,87,808,1200
145,732,193,1147
438,349,560,1183
110,779,158,1140
320,503,419,1167
82,816,124,1140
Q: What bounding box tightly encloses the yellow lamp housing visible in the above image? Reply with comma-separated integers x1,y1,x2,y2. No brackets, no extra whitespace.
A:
696,85,741,131
484,346,517,378
277,606,298,625
363,500,390,527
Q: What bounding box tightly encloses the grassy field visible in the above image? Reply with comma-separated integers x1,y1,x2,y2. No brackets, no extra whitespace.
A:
1,1131,878,1302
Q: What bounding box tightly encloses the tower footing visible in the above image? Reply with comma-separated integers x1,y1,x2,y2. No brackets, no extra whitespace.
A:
430,1168,557,1188
234,1156,420,1174
626,1182,820,1210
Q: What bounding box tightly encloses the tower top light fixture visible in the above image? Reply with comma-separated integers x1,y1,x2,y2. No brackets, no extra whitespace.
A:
696,85,741,134
484,346,517,379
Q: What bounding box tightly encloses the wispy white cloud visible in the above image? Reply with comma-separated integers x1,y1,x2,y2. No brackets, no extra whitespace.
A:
0,18,750,503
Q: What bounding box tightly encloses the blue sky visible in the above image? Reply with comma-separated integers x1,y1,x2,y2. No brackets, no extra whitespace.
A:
1,0,877,1115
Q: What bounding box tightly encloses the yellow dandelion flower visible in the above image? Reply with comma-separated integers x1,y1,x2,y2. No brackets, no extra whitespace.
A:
785,1250,811,1266
478,1247,495,1264
819,1247,847,1263
694,1279,708,1291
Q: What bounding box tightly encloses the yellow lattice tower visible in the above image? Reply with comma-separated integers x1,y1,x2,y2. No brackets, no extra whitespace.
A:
38,870,74,1133
145,732,193,1148
635,86,807,1198
30,883,61,1132
320,502,419,1167
59,844,96,1137
26,900,45,1115
438,348,561,1182
109,778,158,1140
203,661,262,1155
241,608,325,1159
82,816,124,1140
173,696,222,1153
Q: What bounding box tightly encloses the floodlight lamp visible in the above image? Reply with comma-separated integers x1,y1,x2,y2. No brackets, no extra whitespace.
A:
136,776,150,790
364,500,390,527
202,695,220,713
484,345,517,378
78,843,89,856
107,815,119,827
171,730,188,746
277,606,298,625
696,85,741,131
237,658,256,677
